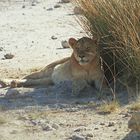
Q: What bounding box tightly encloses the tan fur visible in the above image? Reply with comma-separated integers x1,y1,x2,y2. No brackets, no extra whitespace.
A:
0,37,105,90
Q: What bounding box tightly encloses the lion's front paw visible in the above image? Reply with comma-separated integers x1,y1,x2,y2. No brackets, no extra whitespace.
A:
10,80,18,88
72,79,88,96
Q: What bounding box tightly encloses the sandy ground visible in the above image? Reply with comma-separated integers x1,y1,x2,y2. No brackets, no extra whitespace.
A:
0,0,140,140
0,0,84,78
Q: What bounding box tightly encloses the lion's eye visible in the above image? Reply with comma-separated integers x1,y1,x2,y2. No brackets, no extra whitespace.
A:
75,48,79,51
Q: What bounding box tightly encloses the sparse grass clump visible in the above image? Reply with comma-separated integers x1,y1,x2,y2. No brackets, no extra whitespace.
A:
129,102,140,111
98,101,120,114
0,117,7,125
74,0,140,93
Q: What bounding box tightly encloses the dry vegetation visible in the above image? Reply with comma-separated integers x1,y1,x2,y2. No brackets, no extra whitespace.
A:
129,102,140,111
98,101,120,114
74,0,140,95
0,116,7,125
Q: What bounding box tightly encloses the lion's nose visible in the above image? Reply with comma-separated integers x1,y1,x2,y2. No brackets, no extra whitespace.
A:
79,54,85,58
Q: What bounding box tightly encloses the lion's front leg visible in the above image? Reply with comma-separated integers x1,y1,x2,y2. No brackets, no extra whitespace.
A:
93,75,112,100
0,77,54,88
72,79,89,96
0,79,24,88
94,76,108,92
16,78,54,87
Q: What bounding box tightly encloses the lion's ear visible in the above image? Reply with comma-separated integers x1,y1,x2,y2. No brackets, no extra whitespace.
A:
68,38,77,48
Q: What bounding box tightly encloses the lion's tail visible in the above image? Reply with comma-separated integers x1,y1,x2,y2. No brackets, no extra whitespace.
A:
44,57,70,69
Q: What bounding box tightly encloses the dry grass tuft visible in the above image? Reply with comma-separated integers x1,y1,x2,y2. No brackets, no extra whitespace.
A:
98,101,120,114
0,117,7,125
74,0,140,94
129,102,140,111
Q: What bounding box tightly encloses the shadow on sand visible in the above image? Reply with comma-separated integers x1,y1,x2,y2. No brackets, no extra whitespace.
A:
122,131,140,140
0,81,137,111
0,82,100,110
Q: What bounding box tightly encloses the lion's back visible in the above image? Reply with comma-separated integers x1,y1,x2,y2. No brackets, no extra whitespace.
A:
52,60,72,84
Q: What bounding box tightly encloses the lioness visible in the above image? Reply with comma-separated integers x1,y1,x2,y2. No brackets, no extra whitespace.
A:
0,37,105,91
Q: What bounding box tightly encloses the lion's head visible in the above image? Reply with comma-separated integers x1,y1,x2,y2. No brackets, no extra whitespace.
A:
69,37,98,65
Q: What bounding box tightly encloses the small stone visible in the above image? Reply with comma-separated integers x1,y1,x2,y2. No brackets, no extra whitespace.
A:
86,133,93,137
123,113,131,118
22,5,25,8
42,125,53,131
74,127,86,132
74,128,81,132
94,127,99,130
30,120,37,126
100,122,105,125
0,47,3,51
113,129,117,132
31,3,36,6
108,122,115,127
52,123,59,130
60,0,70,3
54,4,61,8
61,40,70,48
51,36,57,40
47,8,53,11
71,134,85,140
4,53,14,59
